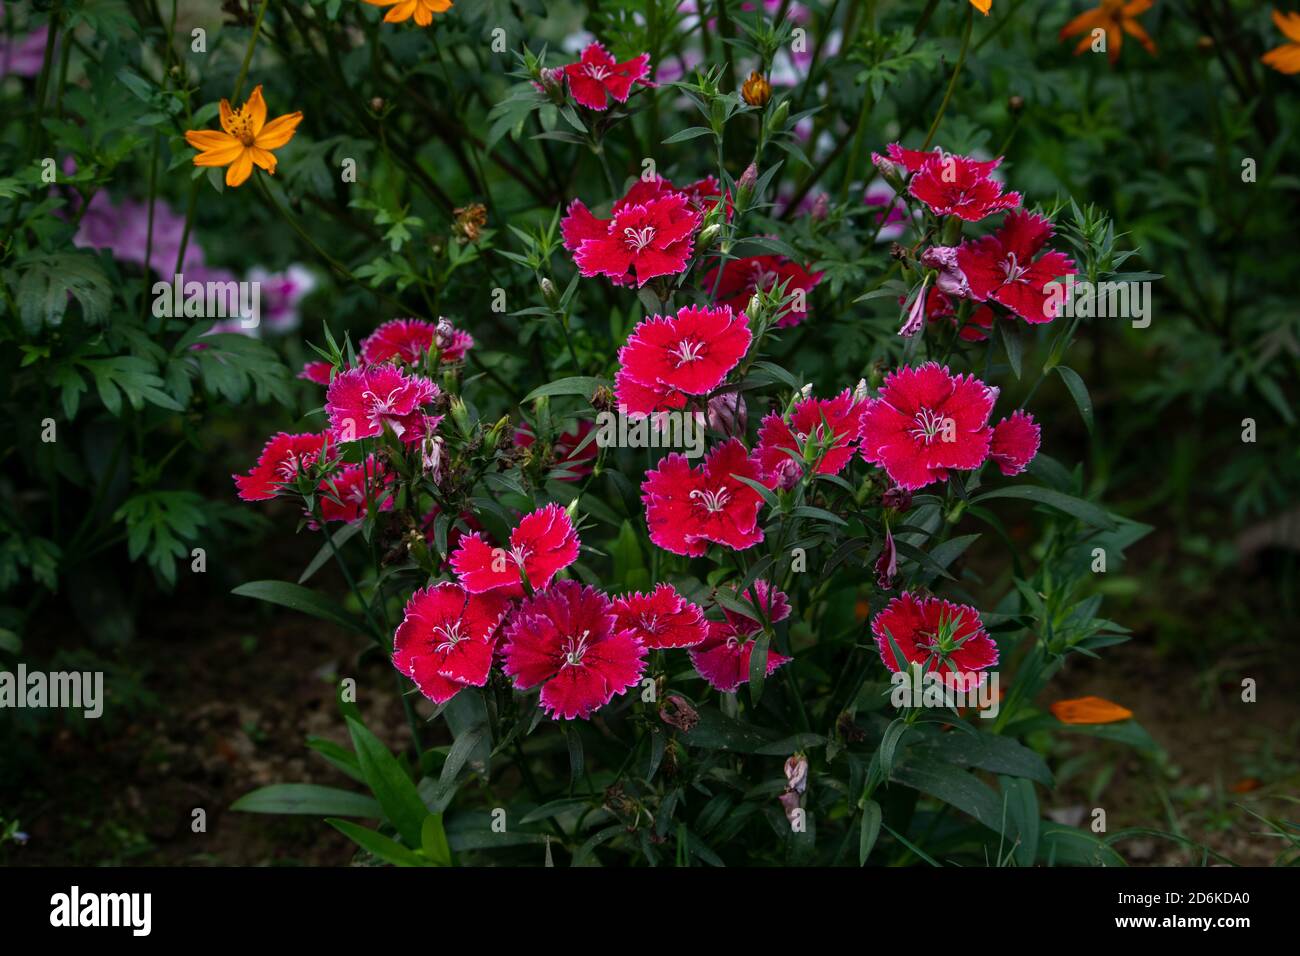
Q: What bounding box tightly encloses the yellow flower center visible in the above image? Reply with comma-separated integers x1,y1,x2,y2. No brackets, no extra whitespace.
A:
230,108,256,146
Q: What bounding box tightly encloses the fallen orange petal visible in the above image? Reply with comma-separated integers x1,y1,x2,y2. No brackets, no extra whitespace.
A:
1050,695,1133,724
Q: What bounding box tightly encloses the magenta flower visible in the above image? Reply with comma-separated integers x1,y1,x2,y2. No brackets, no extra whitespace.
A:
859,363,998,490
701,255,824,328
611,584,708,649
392,583,514,705
755,389,867,487
875,144,1021,222
324,366,439,443
361,317,474,365
561,42,652,110
957,212,1076,324
617,304,752,408
501,580,648,720
989,410,1041,476
317,456,395,523
871,592,998,689
562,187,702,287
641,437,770,556
449,502,580,596
688,584,792,694
233,432,332,501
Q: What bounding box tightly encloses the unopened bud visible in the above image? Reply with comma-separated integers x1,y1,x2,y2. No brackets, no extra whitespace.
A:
784,753,808,794
370,97,385,112
540,276,559,308
707,392,748,438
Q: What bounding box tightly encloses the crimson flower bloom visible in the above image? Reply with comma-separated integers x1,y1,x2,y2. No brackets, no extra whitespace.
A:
619,174,731,221
721,578,792,631
611,583,708,649
450,502,580,595
860,362,998,490
878,143,1021,222
612,366,689,416
501,580,647,720
957,211,1075,323
689,620,792,692
317,456,395,523
234,432,332,501
616,305,751,413
702,255,824,328
392,583,514,705
755,389,867,487
871,592,998,688
361,317,474,365
989,410,1041,476
562,42,652,111
690,584,792,693
562,190,702,287
325,365,439,442
641,437,769,556
514,420,598,481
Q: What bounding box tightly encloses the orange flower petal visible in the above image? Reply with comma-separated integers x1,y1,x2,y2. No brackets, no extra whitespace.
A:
249,146,278,174
192,142,248,167
1274,8,1300,44
1262,42,1300,74
244,85,268,137
384,0,418,21
219,98,236,136
1050,696,1133,725
414,2,433,26
970,0,992,14
1122,18,1157,56
254,111,303,150
185,129,240,151
225,150,254,188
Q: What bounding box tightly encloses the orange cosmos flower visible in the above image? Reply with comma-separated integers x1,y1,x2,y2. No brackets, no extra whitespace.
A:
363,0,453,27
1059,0,1157,66
1262,8,1300,74
1049,696,1134,725
970,0,992,13
185,85,302,189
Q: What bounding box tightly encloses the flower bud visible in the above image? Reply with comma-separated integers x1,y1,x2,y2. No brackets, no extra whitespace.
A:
872,153,904,191
810,193,830,221
741,71,772,107
448,396,472,437
1007,94,1025,114
875,525,898,590
370,97,385,112
696,222,722,250
853,378,869,402
784,753,808,794
707,392,748,438
768,98,789,130
738,162,758,193
540,276,560,308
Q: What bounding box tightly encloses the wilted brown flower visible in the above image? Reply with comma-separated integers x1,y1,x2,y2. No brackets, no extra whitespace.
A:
452,203,488,243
